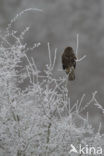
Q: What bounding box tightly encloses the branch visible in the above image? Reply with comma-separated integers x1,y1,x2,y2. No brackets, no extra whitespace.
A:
48,42,52,68
76,33,87,62
7,8,43,32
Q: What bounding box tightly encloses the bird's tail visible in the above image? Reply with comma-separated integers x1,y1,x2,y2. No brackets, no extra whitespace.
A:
68,66,75,81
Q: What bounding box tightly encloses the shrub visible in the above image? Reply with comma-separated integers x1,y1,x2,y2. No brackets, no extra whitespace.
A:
0,9,104,156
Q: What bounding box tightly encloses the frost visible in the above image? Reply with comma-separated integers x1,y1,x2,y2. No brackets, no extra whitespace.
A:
0,12,104,156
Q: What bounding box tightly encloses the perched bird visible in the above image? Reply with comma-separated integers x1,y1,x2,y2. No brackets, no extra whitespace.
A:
62,47,77,80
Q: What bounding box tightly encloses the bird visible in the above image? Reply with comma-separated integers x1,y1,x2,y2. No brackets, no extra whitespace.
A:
62,47,77,80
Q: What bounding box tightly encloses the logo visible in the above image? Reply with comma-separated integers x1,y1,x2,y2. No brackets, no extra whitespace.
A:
69,144,102,155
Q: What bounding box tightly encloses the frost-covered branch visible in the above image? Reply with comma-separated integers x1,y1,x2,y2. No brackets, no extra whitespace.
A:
76,33,87,62
7,8,43,32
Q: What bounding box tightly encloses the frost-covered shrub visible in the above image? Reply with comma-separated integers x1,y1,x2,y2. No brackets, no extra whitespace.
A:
0,9,104,156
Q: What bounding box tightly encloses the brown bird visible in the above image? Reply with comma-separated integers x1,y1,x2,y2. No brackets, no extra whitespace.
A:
62,47,77,80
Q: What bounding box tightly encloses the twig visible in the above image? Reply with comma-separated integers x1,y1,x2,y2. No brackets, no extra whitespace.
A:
48,42,52,68
76,33,87,62
7,8,43,32
52,48,57,70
